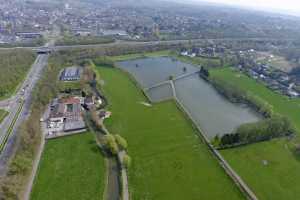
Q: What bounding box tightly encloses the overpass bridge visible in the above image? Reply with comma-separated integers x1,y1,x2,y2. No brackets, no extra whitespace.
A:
32,47,52,54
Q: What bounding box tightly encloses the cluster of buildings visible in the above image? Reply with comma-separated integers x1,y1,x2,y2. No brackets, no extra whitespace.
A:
1,0,300,43
0,1,52,44
236,50,299,98
44,65,107,138
180,45,227,58
48,96,86,134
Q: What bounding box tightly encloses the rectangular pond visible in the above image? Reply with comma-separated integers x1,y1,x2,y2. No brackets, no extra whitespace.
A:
117,57,261,139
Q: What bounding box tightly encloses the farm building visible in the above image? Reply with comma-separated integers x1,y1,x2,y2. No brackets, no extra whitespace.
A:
60,66,82,81
48,96,86,132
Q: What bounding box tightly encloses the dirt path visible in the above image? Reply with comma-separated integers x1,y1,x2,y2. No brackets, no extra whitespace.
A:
23,110,49,200
23,135,45,200
106,158,120,200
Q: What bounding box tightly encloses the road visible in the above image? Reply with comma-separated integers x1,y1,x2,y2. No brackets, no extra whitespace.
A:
0,50,49,174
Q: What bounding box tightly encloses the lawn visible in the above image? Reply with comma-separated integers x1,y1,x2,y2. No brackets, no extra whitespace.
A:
210,67,300,200
30,132,105,200
0,109,8,124
95,65,244,200
58,80,81,91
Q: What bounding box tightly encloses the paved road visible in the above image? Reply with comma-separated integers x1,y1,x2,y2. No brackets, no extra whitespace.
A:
0,52,49,174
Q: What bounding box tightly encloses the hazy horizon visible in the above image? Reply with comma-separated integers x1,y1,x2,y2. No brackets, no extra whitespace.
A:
174,0,300,16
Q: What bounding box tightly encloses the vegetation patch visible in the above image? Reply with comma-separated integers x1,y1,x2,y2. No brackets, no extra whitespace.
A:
30,132,105,200
0,49,36,100
215,115,294,148
94,64,244,200
55,35,115,46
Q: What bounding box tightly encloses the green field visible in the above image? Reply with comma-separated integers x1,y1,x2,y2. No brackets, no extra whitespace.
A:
211,67,300,200
58,80,81,91
95,65,244,200
0,109,8,123
31,133,105,200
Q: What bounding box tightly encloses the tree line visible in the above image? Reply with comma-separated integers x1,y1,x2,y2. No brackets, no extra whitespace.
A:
214,115,294,148
55,35,115,46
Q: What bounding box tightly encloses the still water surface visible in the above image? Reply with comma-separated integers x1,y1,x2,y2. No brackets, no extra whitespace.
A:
117,57,261,138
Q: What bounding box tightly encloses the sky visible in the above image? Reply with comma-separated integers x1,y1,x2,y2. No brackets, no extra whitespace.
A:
186,0,300,14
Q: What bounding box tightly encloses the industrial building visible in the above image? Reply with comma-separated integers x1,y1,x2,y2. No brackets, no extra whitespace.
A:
48,96,86,133
60,66,82,81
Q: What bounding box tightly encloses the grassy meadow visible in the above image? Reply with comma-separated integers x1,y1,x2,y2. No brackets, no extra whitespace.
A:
95,64,244,200
30,133,105,200
211,67,300,200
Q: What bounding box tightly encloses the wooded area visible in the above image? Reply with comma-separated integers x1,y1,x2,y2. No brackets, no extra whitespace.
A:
216,115,294,147
0,49,36,99
55,36,115,46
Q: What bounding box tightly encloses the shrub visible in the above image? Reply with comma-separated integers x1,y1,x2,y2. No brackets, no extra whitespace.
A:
219,115,294,147
93,57,115,68
123,154,132,169
115,134,128,150
105,134,119,155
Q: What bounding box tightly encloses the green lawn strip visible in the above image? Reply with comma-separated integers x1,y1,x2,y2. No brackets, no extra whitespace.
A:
30,132,105,200
95,65,244,200
210,67,300,200
110,50,171,62
0,109,8,124
174,54,221,68
58,80,81,91
0,101,24,152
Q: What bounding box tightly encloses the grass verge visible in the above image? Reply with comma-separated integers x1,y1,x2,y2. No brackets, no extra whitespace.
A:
94,64,244,200
0,101,24,152
30,132,105,200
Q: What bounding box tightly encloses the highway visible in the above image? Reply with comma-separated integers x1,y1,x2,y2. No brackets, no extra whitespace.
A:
0,51,49,174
